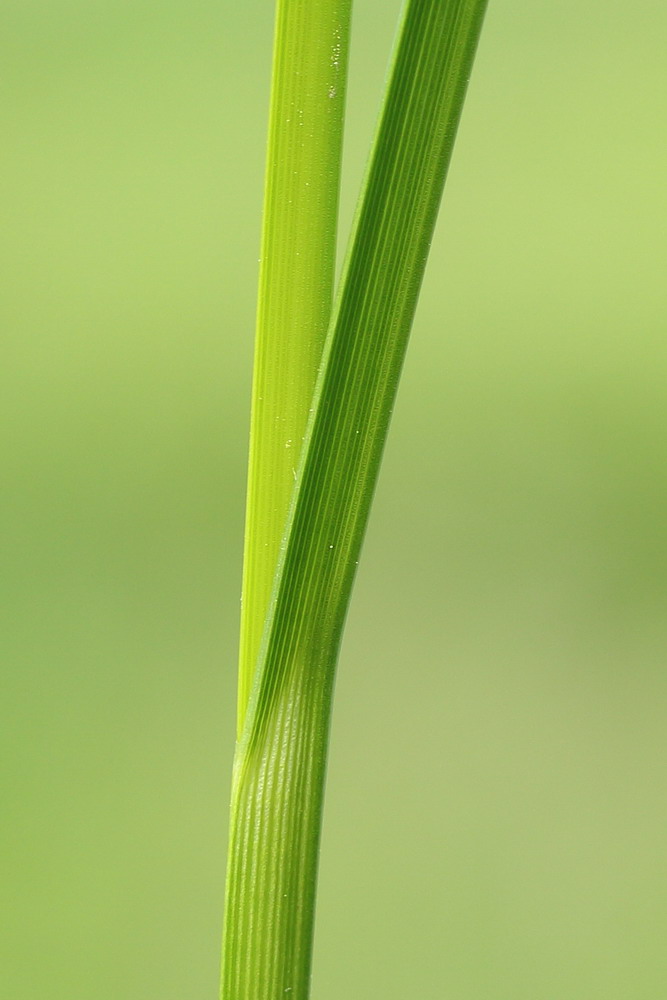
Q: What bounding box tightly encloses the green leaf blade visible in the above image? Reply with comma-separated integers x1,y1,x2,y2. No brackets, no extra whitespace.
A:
247,0,488,754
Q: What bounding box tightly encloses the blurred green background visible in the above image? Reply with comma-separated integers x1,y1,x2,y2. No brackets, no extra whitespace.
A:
3,1,666,997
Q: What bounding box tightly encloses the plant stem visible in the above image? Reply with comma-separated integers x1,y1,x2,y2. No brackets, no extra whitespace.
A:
237,0,352,733
221,2,488,998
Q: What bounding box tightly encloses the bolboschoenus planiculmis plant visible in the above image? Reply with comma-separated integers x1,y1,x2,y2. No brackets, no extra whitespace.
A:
220,2,488,998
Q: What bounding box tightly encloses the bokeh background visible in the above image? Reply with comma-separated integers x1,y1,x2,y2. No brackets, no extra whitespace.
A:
3,1,667,997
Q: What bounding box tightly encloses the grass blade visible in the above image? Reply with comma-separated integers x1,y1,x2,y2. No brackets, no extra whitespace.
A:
222,1,488,997
237,0,352,732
